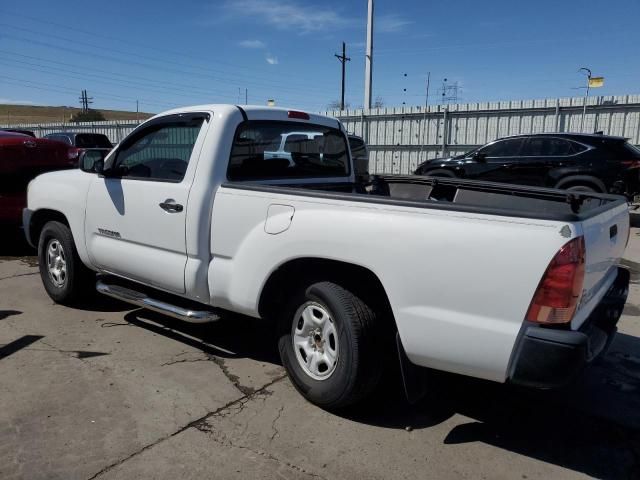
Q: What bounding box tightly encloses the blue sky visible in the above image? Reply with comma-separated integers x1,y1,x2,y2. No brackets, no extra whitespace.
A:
0,0,639,113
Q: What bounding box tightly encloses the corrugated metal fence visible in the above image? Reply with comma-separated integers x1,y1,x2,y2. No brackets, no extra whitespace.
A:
327,94,640,175
0,119,141,144
3,94,640,175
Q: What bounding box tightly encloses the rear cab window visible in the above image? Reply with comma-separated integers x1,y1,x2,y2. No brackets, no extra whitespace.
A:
227,121,350,181
75,134,113,148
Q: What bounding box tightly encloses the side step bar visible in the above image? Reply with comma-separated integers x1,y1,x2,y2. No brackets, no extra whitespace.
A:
96,280,220,324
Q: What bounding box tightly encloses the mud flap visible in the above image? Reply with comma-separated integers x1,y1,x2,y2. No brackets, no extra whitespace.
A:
396,332,428,404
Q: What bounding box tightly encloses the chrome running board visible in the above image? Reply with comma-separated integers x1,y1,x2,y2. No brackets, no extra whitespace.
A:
96,280,220,324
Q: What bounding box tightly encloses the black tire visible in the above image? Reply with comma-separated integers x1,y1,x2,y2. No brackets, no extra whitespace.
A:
38,221,94,305
565,184,598,193
423,168,456,178
278,281,382,409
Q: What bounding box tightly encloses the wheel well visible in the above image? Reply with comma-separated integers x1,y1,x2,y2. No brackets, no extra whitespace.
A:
258,258,396,330
29,209,69,246
554,176,605,193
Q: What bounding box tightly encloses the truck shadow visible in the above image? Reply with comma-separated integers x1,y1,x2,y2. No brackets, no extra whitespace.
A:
341,331,640,480
123,308,280,364
112,305,640,478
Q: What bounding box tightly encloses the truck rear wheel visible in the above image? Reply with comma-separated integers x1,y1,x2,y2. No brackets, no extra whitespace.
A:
278,281,382,409
37,221,93,305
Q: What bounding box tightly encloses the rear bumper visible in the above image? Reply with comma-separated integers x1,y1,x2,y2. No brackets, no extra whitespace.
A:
509,266,630,388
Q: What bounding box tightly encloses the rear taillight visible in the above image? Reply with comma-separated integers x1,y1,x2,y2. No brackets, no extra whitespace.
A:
526,236,585,325
621,159,640,169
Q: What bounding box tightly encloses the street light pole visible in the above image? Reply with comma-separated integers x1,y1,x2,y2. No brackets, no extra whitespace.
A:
364,0,374,109
579,67,592,132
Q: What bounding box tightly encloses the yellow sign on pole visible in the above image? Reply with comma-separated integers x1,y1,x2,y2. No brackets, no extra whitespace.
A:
588,76,604,88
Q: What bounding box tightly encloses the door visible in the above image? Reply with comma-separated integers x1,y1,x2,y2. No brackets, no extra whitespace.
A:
85,113,209,293
466,137,525,183
515,137,576,186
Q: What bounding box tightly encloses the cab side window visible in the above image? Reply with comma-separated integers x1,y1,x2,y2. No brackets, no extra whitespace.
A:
113,118,204,182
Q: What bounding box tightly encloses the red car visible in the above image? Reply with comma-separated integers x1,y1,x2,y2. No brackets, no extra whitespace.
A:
0,131,78,225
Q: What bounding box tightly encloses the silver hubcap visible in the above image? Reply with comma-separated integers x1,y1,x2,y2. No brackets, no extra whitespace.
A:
46,239,67,288
292,302,339,380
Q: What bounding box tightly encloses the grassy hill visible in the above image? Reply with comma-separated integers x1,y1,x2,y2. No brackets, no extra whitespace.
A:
0,104,154,125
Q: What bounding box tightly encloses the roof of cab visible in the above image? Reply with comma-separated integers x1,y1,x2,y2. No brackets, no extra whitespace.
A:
148,104,341,130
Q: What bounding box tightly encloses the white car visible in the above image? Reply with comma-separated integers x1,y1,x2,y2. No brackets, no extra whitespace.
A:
263,130,324,167
24,105,630,408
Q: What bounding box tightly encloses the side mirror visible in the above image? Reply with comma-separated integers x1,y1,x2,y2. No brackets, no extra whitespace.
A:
79,150,107,174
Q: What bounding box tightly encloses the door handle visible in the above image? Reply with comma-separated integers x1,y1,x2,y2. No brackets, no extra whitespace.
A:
159,199,183,213
23,140,37,148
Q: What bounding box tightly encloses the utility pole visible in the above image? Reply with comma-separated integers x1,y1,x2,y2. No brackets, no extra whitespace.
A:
79,89,93,113
364,0,374,109
136,100,139,122
419,72,431,163
579,67,592,132
334,42,351,110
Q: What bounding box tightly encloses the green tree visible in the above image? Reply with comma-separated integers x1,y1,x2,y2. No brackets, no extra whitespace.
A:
70,109,106,122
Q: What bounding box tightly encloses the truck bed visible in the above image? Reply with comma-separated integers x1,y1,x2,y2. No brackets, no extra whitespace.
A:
224,174,628,222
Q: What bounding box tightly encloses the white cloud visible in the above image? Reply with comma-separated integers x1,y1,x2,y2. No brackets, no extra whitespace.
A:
0,98,35,105
223,0,351,34
239,39,266,48
377,14,412,33
265,54,279,65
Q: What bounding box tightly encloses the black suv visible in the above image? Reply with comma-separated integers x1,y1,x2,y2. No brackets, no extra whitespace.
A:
415,133,640,199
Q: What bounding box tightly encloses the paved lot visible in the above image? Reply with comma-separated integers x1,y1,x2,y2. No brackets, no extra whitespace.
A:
1,219,640,480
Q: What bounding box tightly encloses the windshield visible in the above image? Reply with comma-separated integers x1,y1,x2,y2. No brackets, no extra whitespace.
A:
228,121,350,181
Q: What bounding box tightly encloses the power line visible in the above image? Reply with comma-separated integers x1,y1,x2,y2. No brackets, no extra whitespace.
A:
0,74,178,108
0,57,238,102
0,27,338,99
0,57,330,109
0,9,300,79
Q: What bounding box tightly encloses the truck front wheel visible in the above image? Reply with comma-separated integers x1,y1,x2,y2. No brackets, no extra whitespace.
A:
278,281,382,409
37,221,93,305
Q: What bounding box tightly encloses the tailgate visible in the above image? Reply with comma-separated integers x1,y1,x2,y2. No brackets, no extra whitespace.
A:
573,201,630,328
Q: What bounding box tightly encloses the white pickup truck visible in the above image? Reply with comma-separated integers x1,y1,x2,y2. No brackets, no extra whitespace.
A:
24,105,630,408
